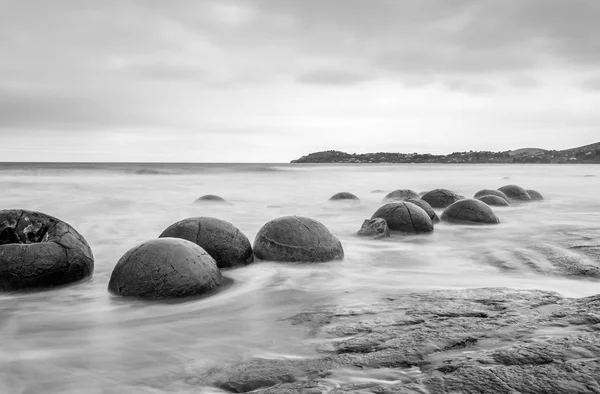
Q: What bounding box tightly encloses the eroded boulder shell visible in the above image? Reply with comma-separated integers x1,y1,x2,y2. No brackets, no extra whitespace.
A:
498,185,531,201
473,189,509,200
441,199,500,225
477,195,510,207
159,217,253,269
195,195,227,204
383,189,420,203
108,238,222,299
421,189,463,208
0,209,94,291
253,216,344,262
329,192,360,202
405,198,440,223
526,189,544,201
357,218,390,239
370,202,434,233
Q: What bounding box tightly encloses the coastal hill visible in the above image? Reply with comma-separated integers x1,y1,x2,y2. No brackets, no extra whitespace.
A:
291,142,600,164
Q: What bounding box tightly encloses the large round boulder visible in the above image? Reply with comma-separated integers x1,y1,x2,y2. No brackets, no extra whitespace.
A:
473,189,509,200
159,217,253,269
371,202,434,233
253,216,344,262
526,189,544,201
0,209,94,291
329,192,360,202
441,199,500,225
497,185,531,201
421,189,463,208
405,198,440,223
477,195,510,207
108,238,222,299
383,189,420,203
195,195,227,204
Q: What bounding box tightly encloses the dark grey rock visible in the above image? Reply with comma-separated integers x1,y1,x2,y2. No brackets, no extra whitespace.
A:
382,189,420,203
477,195,510,206
159,217,253,269
498,185,532,201
473,189,510,200
108,238,222,299
253,216,344,262
421,189,463,208
527,189,544,200
370,202,434,233
370,189,386,193
405,198,440,223
195,194,227,204
0,209,94,291
329,192,360,202
357,218,390,238
441,198,500,225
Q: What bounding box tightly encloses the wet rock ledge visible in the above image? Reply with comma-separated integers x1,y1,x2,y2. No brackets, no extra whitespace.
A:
197,288,600,393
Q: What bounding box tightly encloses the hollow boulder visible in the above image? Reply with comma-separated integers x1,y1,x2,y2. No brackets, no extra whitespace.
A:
253,216,344,262
421,189,463,208
108,238,222,299
441,199,500,225
0,209,94,291
357,218,390,239
473,189,509,200
329,192,360,202
477,195,510,207
159,217,253,269
405,198,440,223
498,185,531,201
383,189,420,203
371,202,434,233
526,189,544,201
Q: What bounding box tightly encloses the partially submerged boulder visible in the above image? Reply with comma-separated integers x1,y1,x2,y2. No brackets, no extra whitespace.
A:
473,189,509,200
357,218,390,239
421,189,463,208
108,238,222,299
382,189,420,203
253,216,344,262
195,194,227,204
0,209,94,291
441,198,500,225
371,202,434,233
527,189,544,201
477,195,510,207
159,217,253,269
328,192,360,202
405,198,440,223
498,185,531,201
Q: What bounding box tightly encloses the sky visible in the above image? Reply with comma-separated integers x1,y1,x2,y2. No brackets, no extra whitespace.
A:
1,0,599,162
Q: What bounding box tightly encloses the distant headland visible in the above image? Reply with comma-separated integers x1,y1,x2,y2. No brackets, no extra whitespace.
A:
291,142,600,164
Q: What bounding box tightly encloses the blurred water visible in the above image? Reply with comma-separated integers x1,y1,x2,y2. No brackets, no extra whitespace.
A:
1,163,599,393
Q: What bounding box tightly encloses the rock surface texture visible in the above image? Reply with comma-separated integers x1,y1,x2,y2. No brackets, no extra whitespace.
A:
382,189,420,202
195,195,227,204
159,217,253,269
0,209,94,291
527,189,544,200
477,195,510,206
253,216,344,262
357,218,390,239
421,189,463,208
441,198,500,225
371,202,434,233
473,189,510,200
329,192,360,202
108,238,222,299
404,198,440,223
498,185,532,201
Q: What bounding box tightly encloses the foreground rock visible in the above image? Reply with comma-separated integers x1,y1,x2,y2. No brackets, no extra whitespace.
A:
356,218,390,239
371,202,434,233
527,189,544,200
473,189,509,200
382,189,420,203
421,189,463,208
195,194,228,204
159,217,253,269
441,198,500,225
108,238,222,299
476,195,510,206
198,287,600,393
405,198,440,223
253,216,344,262
0,209,94,291
498,185,532,201
328,192,360,202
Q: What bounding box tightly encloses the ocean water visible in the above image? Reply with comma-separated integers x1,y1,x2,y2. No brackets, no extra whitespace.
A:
1,163,599,393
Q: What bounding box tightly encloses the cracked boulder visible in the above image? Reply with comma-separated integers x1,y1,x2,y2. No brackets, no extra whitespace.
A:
159,217,253,269
404,198,440,223
370,202,434,233
382,189,420,203
253,216,344,263
527,189,544,200
357,218,390,238
473,189,510,200
498,185,532,201
194,194,228,204
477,194,510,207
108,238,222,299
441,198,500,225
328,192,360,202
0,209,94,291
421,189,463,208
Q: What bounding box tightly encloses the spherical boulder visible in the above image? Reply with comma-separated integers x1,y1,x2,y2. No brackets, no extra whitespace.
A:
253,216,344,263
441,199,500,225
159,217,253,269
108,238,222,299
405,198,440,223
421,189,463,208
526,189,544,201
371,202,434,233
329,192,360,202
473,189,509,200
195,195,227,204
383,189,420,203
497,185,531,201
0,209,94,291
477,195,510,207
357,218,390,239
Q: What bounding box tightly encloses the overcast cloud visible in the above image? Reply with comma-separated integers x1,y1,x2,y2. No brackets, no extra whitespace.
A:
1,0,599,162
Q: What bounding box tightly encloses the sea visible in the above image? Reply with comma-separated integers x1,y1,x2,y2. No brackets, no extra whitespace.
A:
1,162,599,393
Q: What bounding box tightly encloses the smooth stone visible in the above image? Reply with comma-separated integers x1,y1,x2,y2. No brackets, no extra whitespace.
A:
357,218,390,239
441,198,500,225
405,197,440,223
477,195,510,207
329,192,360,202
421,189,463,208
159,217,253,269
195,194,227,204
253,216,344,263
371,202,434,233
108,238,222,299
473,189,509,200
498,185,531,201
526,189,544,201
382,189,420,203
